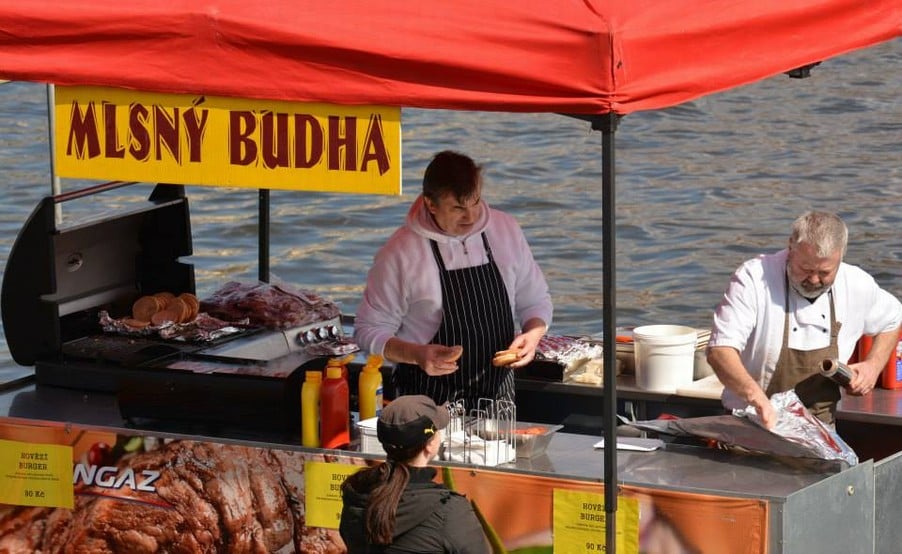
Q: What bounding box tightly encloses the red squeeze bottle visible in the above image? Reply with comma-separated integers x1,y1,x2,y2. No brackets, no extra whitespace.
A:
320,365,351,449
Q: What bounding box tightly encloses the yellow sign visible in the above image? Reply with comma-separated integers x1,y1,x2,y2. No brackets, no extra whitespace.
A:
304,460,362,529
54,86,402,194
0,439,74,509
553,489,639,553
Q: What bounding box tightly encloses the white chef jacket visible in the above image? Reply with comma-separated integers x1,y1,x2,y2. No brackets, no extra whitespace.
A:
708,248,902,410
354,195,553,357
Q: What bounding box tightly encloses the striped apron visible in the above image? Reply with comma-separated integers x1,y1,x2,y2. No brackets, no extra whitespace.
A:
394,232,516,412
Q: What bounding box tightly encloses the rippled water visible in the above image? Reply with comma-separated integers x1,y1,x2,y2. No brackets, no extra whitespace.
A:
1,40,899,383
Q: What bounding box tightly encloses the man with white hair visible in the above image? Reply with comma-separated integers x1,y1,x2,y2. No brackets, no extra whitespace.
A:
707,211,902,428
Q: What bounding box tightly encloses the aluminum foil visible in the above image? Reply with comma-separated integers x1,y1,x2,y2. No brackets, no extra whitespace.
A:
304,337,360,357
819,358,854,386
98,310,247,342
732,390,858,466
628,390,858,466
537,335,605,384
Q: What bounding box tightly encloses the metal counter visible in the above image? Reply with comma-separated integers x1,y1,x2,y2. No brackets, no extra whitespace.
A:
1,380,900,553
836,388,902,426
0,381,862,491
517,374,902,426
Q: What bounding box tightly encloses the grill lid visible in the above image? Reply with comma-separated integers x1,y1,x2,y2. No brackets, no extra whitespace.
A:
1,184,193,366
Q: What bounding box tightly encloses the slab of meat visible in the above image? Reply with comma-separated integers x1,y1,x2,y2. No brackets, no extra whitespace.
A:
0,441,348,553
200,282,340,330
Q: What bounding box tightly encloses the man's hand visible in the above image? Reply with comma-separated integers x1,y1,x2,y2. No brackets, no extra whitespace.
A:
416,344,463,377
384,338,462,377
748,391,777,429
707,345,777,429
847,360,881,396
506,318,547,369
848,328,900,396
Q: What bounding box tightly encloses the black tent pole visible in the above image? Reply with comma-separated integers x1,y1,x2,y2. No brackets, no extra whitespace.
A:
259,189,270,283
593,112,621,553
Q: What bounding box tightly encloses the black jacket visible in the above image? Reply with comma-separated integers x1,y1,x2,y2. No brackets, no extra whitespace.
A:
339,466,489,553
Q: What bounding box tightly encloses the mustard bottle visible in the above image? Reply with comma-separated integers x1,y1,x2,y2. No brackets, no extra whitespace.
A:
358,354,384,421
301,370,322,448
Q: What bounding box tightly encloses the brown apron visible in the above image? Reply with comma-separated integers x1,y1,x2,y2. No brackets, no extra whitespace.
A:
764,276,841,424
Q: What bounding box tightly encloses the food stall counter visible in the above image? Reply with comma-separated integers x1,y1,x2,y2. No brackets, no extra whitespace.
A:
0,380,842,493
0,378,884,553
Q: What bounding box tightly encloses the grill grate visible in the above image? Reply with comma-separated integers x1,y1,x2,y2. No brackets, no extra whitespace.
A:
62,335,197,366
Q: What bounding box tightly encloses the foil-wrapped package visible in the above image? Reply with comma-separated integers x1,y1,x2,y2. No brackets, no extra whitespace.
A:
628,390,858,466
201,280,340,329
537,335,606,384
732,390,858,466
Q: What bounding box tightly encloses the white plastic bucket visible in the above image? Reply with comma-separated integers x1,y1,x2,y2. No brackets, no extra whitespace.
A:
633,325,697,392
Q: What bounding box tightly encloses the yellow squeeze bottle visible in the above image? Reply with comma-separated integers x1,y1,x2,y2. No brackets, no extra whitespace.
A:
301,370,322,447
358,354,384,421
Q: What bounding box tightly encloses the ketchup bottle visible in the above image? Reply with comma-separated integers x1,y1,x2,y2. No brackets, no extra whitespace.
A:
320,364,350,449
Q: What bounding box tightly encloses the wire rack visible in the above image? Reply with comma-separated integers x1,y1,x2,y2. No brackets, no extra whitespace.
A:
441,398,516,466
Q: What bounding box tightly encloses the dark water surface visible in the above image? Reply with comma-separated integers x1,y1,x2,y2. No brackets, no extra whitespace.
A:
1,40,899,384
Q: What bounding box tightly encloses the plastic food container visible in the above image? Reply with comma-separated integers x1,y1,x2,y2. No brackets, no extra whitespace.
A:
356,417,386,455
633,324,697,392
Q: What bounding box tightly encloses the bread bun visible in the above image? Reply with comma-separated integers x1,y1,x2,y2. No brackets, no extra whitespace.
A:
132,296,161,322
151,308,181,326
178,292,200,321
492,348,521,367
121,318,150,330
447,345,464,362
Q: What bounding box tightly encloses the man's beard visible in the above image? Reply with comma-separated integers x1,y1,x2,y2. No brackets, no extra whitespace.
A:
789,278,829,300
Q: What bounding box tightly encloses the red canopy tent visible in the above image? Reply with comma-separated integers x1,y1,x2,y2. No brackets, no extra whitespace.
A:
0,0,897,114
1,1,898,550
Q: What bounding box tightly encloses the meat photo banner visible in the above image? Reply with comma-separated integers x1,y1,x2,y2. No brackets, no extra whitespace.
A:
0,420,767,553
53,86,403,195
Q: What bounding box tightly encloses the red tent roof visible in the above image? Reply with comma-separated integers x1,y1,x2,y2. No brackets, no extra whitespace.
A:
0,1,898,114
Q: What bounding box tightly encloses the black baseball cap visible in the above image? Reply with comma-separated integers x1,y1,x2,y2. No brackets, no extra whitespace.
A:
377,395,450,451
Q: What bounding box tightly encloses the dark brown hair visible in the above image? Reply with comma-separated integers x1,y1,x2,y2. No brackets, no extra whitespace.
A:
422,150,482,205
341,443,424,544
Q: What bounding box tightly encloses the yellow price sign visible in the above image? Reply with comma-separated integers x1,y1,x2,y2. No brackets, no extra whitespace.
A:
0,439,74,509
553,489,639,553
304,461,363,529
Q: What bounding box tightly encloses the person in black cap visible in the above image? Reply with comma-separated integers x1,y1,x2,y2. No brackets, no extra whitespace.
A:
339,395,489,553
